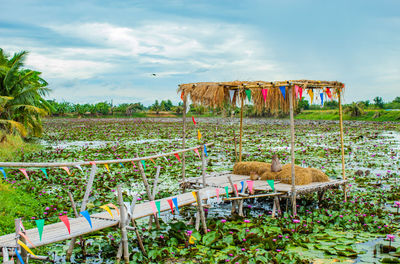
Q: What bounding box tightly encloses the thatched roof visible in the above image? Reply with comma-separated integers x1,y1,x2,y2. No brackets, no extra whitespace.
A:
177,80,344,113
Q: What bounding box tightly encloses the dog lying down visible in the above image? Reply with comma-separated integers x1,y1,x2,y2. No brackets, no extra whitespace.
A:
233,160,329,185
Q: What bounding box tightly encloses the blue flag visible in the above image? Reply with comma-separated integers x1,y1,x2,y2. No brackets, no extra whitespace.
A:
119,162,125,168
320,93,324,106
204,145,208,157
279,86,286,100
40,168,47,178
15,249,25,264
172,197,179,214
80,210,92,228
240,181,244,193
0,167,6,179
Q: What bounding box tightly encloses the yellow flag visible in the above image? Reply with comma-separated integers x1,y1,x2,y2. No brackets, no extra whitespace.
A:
307,89,314,104
189,235,197,244
100,205,114,219
192,191,197,203
104,164,110,173
106,203,120,216
197,130,202,140
17,240,37,257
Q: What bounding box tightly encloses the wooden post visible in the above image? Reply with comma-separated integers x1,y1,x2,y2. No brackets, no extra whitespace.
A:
117,185,129,264
228,176,240,215
338,88,347,202
66,163,97,261
233,130,238,162
2,247,10,263
182,94,187,191
66,192,85,260
289,85,297,215
239,89,244,162
148,166,161,229
201,146,206,187
14,219,26,264
195,191,208,234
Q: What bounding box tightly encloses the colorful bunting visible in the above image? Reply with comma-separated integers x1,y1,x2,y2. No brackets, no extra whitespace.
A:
229,90,235,104
233,184,238,194
17,240,37,257
180,91,184,101
294,85,300,98
197,129,202,140
19,232,35,248
320,93,324,106
192,191,197,203
246,180,254,194
100,205,114,219
326,88,332,99
89,161,96,166
0,167,6,179
245,89,251,102
61,167,70,175
80,210,92,228
167,199,174,214
279,86,286,100
174,153,181,162
141,160,146,171
224,186,229,198
119,162,125,168
104,164,110,173
74,165,83,173
192,116,196,125
155,201,161,216
262,89,268,102
308,89,314,104
131,161,136,168
150,201,157,217
15,249,24,264
172,197,179,214
216,188,220,202
193,148,200,158
106,203,120,216
59,215,71,234
19,168,29,180
240,181,244,193
204,145,208,157
150,159,156,165
267,180,275,192
298,86,303,99
35,219,44,241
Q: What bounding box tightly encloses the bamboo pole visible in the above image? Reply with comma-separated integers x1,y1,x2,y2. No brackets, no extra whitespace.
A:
182,95,187,191
201,146,206,187
289,85,297,215
195,191,208,234
228,176,240,215
2,247,10,264
117,185,129,264
14,219,26,264
338,88,347,202
239,89,244,162
66,192,85,260
148,166,161,229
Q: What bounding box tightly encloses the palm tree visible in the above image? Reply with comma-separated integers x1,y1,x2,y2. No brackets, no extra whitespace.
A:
0,48,52,137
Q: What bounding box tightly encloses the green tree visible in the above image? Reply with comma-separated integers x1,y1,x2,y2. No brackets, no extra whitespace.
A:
151,100,161,114
0,49,51,137
373,97,384,109
345,102,365,117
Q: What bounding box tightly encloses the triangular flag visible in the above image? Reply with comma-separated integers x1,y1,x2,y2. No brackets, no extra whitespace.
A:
150,159,156,165
59,215,71,234
320,92,324,106
240,181,244,193
19,232,35,248
298,86,303,99
174,153,181,162
119,162,125,168
267,180,275,192
104,164,110,173
17,240,37,257
0,167,6,179
172,197,179,214
229,90,235,103
100,205,114,219
74,165,83,172
80,210,92,228
15,249,24,264
262,89,268,102
245,89,251,102
150,201,157,217
308,89,314,104
40,168,47,178
192,191,197,203
233,184,238,194
326,88,332,99
106,203,120,216
35,219,44,241
197,129,202,140
155,201,161,217
167,199,174,214
141,160,146,171
131,161,136,168
224,186,229,198
192,116,196,125
89,161,96,166
180,91,184,101
204,145,208,157
279,86,286,100
194,148,200,158
294,85,299,99
61,167,70,175
19,168,29,180
246,180,254,194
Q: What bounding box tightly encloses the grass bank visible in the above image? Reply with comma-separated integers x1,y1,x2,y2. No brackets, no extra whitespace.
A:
295,110,400,122
0,132,43,161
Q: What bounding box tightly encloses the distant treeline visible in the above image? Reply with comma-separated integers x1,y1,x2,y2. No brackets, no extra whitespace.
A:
47,96,400,118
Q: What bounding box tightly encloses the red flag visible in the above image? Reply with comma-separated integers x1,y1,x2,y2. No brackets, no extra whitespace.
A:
326,88,332,99
181,91,184,101
234,184,238,194
174,153,181,162
59,215,71,234
262,89,268,102
167,199,174,214
192,116,196,125
298,86,303,99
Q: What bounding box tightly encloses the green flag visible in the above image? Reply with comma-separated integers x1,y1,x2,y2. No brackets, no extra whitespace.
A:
35,219,45,241
224,186,229,199
245,89,251,102
40,168,47,178
155,201,161,217
141,160,146,171
267,180,275,192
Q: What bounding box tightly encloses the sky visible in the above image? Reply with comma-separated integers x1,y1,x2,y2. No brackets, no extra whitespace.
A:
1,0,399,106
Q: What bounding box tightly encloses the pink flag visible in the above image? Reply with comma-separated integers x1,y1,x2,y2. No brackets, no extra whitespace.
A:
262,89,268,102
59,215,71,234
192,116,196,125
216,188,220,202
150,201,157,217
233,184,238,194
19,168,29,180
246,180,254,194
294,85,300,99
174,153,181,162
89,161,96,166
193,148,200,158
61,167,70,175
19,232,35,248
167,199,174,214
